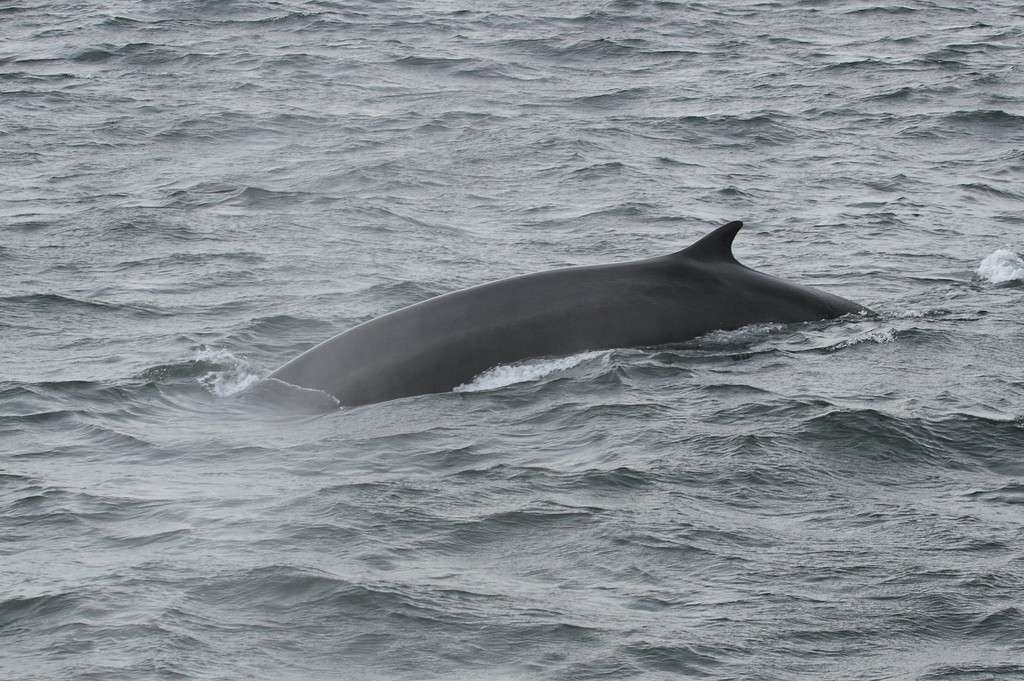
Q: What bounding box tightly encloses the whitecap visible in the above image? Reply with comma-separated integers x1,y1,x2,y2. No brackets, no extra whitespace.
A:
977,248,1024,284
835,326,897,349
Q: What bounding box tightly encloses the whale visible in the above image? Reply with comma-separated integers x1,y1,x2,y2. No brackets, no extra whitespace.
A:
268,221,867,406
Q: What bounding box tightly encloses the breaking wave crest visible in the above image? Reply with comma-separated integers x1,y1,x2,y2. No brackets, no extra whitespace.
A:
978,248,1024,285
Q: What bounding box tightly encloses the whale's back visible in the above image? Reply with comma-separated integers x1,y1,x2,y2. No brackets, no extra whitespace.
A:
268,222,867,406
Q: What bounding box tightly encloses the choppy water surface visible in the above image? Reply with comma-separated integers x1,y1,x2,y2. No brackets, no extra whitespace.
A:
3,1,1024,679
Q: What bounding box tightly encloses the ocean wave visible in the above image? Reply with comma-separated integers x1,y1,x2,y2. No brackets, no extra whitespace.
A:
844,4,919,14
572,87,653,107
557,466,654,490
68,42,180,65
140,352,238,383
977,248,1024,284
236,314,335,336
136,347,264,398
964,482,1024,505
160,182,332,209
443,505,603,548
619,641,724,676
0,293,167,319
833,326,898,348
799,409,1024,472
960,182,1023,200
658,113,799,145
183,565,520,630
568,161,629,180
0,592,80,630
114,251,266,271
395,55,476,70
943,109,1024,130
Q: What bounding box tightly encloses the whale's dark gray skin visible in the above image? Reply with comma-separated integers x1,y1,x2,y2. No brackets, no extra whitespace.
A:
269,221,867,406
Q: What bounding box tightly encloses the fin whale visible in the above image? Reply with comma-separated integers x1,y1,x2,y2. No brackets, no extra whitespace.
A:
269,221,867,406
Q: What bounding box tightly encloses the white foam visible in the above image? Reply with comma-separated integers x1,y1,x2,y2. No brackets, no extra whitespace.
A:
977,248,1024,284
696,322,785,347
896,309,926,319
196,347,262,397
835,326,897,349
454,351,605,393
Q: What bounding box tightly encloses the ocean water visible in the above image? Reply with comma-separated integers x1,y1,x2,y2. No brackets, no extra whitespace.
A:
2,1,1024,679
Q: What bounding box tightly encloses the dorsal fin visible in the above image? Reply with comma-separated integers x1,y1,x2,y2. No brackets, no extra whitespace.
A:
675,220,743,262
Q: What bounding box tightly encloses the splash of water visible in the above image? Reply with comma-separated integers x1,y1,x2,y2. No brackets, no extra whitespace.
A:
977,248,1024,284
835,326,897,349
196,348,262,397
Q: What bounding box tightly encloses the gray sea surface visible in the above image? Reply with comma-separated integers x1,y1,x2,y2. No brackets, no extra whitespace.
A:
3,1,1024,679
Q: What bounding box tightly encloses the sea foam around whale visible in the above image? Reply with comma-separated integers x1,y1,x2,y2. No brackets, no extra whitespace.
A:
455,351,607,393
